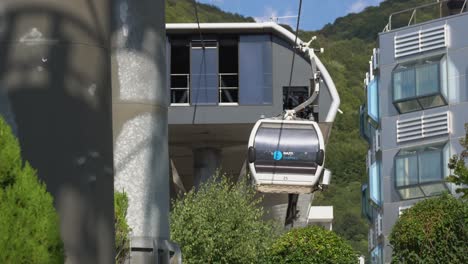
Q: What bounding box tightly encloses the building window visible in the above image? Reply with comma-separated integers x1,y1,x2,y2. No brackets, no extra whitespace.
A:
360,104,372,143
361,184,374,221
283,86,312,119
393,56,446,113
395,144,448,200
239,35,273,105
370,245,383,264
369,161,382,206
367,77,379,124
218,37,239,104
170,38,190,105
190,40,219,105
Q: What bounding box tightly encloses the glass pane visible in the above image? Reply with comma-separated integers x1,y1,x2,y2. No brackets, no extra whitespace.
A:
368,78,379,122
416,63,439,96
371,246,383,264
253,123,319,175
418,94,446,109
398,187,425,199
361,185,371,219
171,90,189,104
418,150,442,183
369,162,381,205
395,99,421,113
359,105,371,142
239,35,272,105
171,75,189,88
191,46,218,105
421,183,447,197
220,74,238,88
220,89,238,103
395,155,418,187
393,68,415,100
283,86,308,110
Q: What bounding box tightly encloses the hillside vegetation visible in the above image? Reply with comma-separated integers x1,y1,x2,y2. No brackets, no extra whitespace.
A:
166,0,254,23
165,0,438,256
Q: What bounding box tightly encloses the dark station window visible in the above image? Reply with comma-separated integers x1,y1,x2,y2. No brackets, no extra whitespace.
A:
218,37,239,104
283,86,311,119
170,38,190,104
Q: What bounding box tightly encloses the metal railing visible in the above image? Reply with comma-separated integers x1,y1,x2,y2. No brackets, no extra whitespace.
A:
170,73,240,105
218,73,239,104
384,0,468,32
170,74,190,105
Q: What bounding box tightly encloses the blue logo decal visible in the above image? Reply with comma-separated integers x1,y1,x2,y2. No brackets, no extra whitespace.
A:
273,150,283,161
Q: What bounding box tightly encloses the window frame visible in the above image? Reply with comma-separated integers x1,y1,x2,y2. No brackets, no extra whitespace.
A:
394,143,448,200
392,56,447,114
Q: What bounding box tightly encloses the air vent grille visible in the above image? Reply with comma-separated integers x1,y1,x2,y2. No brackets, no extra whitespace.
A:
397,111,450,143
395,25,447,58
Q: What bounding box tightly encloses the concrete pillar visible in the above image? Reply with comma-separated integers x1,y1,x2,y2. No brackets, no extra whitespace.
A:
293,194,313,227
111,0,170,262
193,148,222,186
0,0,114,263
260,193,289,225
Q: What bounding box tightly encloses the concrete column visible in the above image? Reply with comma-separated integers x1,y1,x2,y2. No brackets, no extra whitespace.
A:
0,1,114,263
111,0,170,262
193,148,222,187
259,193,289,225
293,194,313,227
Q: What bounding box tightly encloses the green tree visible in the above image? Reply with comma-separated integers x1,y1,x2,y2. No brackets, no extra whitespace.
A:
268,225,358,264
170,174,278,264
115,191,131,264
0,116,64,263
390,194,468,263
447,123,468,199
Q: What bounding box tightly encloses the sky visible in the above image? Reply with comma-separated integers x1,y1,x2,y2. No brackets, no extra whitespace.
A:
198,0,385,30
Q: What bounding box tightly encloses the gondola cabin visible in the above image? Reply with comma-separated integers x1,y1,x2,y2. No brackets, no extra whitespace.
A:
248,119,326,193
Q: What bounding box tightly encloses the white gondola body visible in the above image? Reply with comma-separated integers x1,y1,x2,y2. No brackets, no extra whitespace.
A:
247,119,325,193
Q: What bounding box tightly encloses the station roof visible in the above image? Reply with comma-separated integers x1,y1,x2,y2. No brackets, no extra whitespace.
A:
166,22,305,47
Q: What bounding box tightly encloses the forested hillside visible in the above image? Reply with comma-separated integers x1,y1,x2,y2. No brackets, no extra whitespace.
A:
166,0,254,23
165,0,436,256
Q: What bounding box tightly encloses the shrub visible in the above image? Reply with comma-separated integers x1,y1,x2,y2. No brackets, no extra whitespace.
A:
115,191,131,264
170,173,278,264
390,194,468,263
447,123,468,199
0,116,64,263
268,225,358,264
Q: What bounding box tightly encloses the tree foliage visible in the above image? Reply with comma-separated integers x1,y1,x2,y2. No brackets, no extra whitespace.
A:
0,116,64,263
390,194,468,263
447,123,468,199
170,174,278,264
268,225,358,264
115,191,131,264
